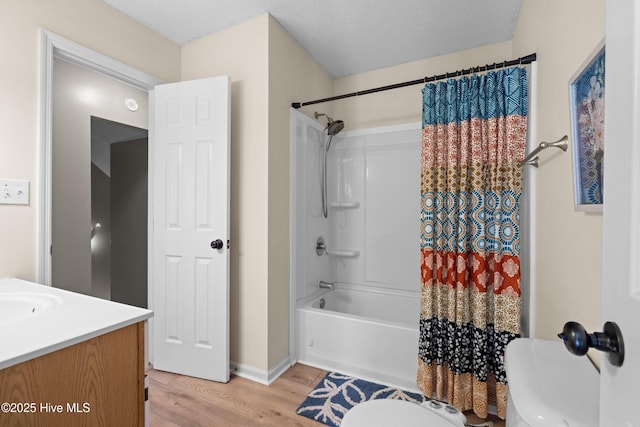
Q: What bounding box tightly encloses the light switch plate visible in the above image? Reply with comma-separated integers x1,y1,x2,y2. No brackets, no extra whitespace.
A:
1,179,30,205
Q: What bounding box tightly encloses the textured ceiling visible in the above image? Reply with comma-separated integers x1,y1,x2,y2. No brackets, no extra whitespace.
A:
102,0,522,78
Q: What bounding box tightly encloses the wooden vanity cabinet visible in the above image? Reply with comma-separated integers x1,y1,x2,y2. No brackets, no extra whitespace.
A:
0,322,145,427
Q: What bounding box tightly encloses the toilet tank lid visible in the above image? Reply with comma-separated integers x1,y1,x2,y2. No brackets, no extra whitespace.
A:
505,338,599,427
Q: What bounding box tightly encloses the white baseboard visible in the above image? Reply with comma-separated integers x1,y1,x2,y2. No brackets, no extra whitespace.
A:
231,357,292,386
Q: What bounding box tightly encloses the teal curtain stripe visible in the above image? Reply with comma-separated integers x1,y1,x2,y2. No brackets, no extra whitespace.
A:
420,189,521,255
422,66,527,126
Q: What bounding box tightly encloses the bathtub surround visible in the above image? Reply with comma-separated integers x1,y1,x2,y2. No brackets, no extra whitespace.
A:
418,67,528,419
292,111,423,388
291,114,422,302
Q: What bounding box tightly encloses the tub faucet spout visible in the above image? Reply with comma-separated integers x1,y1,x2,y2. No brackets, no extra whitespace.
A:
319,280,334,290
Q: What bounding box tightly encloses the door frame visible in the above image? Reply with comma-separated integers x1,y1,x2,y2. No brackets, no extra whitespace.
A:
38,29,163,285
38,29,163,359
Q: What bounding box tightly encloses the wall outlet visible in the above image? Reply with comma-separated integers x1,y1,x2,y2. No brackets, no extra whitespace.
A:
1,179,30,205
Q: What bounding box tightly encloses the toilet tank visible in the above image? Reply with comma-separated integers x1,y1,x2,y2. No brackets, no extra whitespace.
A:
504,338,599,427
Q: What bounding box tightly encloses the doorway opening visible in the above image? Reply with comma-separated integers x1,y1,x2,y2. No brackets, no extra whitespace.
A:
50,55,150,304
91,117,148,307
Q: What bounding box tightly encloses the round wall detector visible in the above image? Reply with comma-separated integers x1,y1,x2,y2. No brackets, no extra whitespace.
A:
125,98,139,112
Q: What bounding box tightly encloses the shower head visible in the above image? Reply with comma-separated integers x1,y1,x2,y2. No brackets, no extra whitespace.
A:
315,112,344,219
327,119,344,136
315,112,344,136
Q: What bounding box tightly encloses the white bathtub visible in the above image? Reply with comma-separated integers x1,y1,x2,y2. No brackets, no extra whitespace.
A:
296,286,421,391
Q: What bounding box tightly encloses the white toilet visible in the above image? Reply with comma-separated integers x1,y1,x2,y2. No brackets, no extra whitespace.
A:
505,338,599,426
341,337,600,427
341,398,467,427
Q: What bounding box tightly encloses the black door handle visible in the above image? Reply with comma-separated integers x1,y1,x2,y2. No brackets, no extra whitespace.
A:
211,239,224,250
558,321,625,367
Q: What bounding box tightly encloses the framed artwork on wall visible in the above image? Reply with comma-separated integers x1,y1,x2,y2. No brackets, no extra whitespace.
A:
569,39,605,212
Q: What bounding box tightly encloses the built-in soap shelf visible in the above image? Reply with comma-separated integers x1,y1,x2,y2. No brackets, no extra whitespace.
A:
328,249,360,257
329,201,360,209
316,236,359,258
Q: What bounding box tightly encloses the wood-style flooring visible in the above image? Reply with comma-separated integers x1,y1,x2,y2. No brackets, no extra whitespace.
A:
148,363,505,427
148,363,326,426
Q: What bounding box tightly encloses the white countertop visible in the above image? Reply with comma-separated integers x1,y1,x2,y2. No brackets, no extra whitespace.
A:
0,278,153,370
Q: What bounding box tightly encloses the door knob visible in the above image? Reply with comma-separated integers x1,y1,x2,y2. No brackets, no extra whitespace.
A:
558,321,625,367
211,239,224,250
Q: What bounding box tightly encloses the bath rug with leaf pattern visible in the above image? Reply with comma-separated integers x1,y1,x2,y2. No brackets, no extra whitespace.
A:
296,371,425,426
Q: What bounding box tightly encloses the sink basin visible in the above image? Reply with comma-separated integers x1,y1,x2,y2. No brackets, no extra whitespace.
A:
0,293,63,326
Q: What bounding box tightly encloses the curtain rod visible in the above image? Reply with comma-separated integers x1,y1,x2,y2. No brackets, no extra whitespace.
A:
291,53,536,109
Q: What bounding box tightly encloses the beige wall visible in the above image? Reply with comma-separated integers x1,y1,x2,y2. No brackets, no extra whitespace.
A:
0,0,180,280
512,0,605,342
181,15,333,372
333,42,512,130
267,17,334,368
182,14,271,371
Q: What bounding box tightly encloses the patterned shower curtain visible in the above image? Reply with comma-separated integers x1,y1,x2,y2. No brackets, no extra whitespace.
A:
417,67,527,419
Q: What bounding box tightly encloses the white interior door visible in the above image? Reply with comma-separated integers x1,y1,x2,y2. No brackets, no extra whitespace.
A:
152,76,230,382
600,1,640,424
